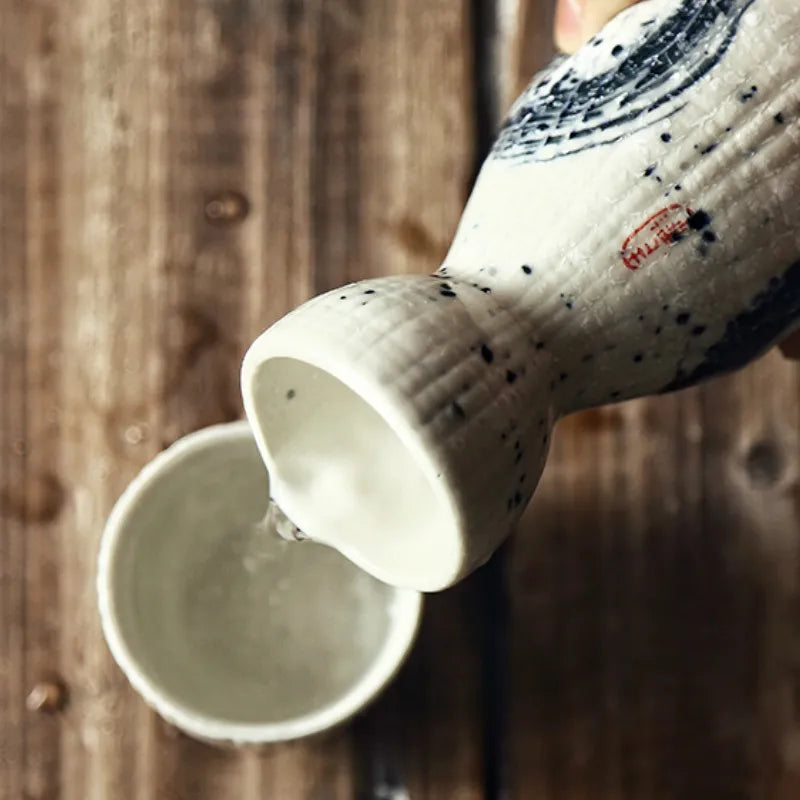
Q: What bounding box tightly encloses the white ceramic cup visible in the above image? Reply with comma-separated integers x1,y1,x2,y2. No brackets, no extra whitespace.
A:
97,421,422,745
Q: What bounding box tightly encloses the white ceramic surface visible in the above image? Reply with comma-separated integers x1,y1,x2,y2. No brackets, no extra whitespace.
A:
242,0,800,591
97,422,422,745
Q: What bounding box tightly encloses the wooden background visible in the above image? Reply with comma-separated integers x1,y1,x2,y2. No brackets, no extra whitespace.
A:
2,0,800,797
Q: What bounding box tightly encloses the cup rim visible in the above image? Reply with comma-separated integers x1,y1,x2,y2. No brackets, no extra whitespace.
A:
97,420,423,745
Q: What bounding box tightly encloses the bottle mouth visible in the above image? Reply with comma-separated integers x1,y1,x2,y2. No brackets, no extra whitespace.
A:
241,354,466,592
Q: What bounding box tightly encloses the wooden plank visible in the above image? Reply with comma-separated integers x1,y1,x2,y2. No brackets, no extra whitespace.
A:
498,3,800,798
2,0,479,797
18,4,70,797
0,4,31,799
700,356,800,800
55,0,174,795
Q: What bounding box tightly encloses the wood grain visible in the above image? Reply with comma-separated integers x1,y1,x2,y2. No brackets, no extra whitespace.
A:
4,0,800,798
0,0,478,798
1,6,30,798
498,4,800,798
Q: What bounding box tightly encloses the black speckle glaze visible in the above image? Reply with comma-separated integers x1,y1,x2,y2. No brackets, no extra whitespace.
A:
491,0,757,162
740,84,758,102
480,344,494,363
687,209,712,230
664,258,800,391
521,264,533,275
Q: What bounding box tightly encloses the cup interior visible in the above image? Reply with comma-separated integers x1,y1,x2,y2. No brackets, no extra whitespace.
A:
98,422,421,744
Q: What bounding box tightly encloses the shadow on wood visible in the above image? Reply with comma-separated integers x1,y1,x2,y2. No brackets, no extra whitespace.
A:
508,413,800,799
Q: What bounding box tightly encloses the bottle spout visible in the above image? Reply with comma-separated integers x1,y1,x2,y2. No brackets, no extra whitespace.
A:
242,274,555,591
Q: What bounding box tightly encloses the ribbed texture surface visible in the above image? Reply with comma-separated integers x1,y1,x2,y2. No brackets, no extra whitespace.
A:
253,274,556,574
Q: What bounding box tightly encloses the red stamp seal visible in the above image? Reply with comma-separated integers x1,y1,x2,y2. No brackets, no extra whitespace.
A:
621,204,694,271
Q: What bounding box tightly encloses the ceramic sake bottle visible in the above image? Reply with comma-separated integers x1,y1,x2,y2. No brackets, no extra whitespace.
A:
242,0,800,592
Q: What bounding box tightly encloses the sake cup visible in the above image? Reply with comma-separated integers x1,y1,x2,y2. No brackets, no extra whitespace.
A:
97,421,422,745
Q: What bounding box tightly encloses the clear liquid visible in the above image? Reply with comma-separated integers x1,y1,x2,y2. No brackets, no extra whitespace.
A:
125,433,405,727
261,498,308,542
177,511,397,722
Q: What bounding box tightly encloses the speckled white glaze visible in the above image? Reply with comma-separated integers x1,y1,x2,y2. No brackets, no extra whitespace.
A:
242,0,800,591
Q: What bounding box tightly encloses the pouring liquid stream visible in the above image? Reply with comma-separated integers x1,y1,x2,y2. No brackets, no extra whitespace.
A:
259,498,309,543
